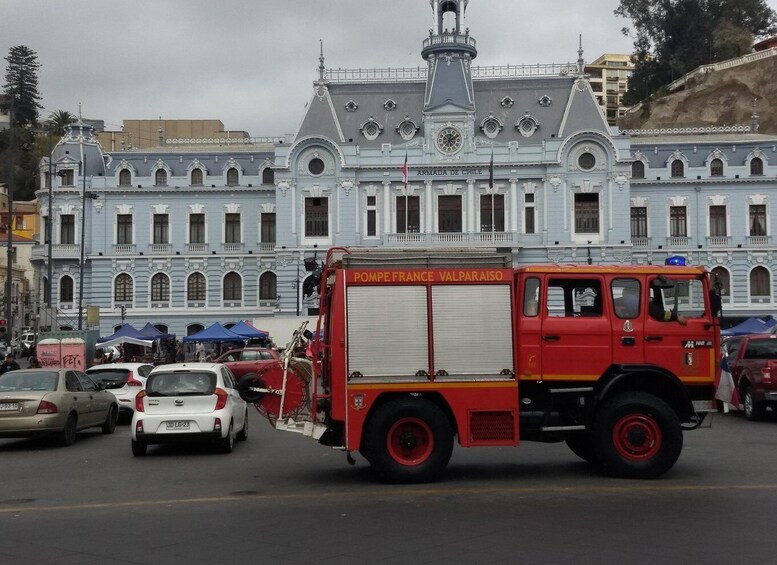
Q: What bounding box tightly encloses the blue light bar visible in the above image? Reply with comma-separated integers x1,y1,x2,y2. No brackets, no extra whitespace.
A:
665,255,686,266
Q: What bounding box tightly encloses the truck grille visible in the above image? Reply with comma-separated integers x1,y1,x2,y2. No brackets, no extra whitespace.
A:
469,410,515,443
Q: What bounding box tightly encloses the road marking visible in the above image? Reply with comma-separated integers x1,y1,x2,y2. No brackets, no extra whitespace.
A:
2,483,777,514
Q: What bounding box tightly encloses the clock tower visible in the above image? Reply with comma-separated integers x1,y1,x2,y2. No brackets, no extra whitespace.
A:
422,0,477,159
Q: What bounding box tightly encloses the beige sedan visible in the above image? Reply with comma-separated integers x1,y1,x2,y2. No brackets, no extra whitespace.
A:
0,369,119,446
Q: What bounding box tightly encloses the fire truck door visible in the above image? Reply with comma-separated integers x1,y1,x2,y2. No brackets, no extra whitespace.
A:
610,277,646,364
643,276,715,382
540,276,611,381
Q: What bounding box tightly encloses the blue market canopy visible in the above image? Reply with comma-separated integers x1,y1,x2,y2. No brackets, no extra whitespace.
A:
721,317,777,336
138,322,176,341
182,323,244,343
97,324,154,348
228,321,269,339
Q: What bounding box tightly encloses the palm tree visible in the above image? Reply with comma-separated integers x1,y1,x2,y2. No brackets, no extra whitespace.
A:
45,109,75,137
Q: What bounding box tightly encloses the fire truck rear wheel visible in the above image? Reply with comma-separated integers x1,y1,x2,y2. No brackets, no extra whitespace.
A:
362,398,453,484
238,373,265,404
593,392,682,479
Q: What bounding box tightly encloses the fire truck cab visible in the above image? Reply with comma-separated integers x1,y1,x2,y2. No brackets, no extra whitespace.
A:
247,247,720,483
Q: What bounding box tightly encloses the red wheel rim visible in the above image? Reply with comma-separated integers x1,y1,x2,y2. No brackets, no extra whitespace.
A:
612,414,662,461
386,417,434,466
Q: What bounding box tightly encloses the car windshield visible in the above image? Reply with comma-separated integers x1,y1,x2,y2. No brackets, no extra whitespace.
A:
86,369,131,388
145,372,216,397
0,371,59,392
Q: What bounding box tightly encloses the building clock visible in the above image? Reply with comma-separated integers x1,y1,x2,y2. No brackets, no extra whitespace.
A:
436,126,463,155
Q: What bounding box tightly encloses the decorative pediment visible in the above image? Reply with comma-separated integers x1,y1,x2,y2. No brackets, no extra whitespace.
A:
522,181,536,194
188,203,205,214
151,159,170,172
117,159,137,173
631,196,648,207
747,194,767,205
224,203,241,213
364,184,378,198
441,183,461,196
260,203,276,213
116,204,134,215
708,194,728,206
187,158,208,173
222,158,243,173
668,196,688,207
152,203,169,214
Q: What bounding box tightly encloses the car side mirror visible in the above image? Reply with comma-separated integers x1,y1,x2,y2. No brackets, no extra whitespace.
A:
97,381,107,390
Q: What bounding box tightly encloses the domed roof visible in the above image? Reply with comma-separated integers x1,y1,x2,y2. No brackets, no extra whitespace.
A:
51,122,107,177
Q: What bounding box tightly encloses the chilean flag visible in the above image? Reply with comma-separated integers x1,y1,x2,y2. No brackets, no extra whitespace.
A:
401,152,409,187
489,151,494,188
715,354,739,409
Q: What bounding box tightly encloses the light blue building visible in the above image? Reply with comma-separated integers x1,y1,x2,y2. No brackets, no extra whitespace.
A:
34,0,777,336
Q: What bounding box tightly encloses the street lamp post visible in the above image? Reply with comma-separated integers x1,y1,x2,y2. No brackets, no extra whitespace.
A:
46,129,53,307
5,94,16,345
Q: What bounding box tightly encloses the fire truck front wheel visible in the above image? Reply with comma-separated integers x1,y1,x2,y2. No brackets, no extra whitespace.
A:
593,392,683,479
362,398,453,484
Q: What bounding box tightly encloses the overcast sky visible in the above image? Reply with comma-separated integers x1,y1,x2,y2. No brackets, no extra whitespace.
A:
3,0,776,138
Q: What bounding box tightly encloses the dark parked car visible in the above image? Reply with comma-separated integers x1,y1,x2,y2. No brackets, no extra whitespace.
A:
215,348,280,382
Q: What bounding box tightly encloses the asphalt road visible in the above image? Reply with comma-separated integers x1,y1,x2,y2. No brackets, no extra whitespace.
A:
1,407,776,565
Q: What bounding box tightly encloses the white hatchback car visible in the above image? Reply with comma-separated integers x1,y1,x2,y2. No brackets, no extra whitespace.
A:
86,363,154,420
130,363,247,456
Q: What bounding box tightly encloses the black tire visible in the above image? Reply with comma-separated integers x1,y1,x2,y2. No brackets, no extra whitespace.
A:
743,387,765,421
58,414,77,447
236,409,248,441
361,397,453,484
131,440,147,457
238,373,265,404
593,392,682,479
101,405,118,434
218,422,234,454
565,433,599,464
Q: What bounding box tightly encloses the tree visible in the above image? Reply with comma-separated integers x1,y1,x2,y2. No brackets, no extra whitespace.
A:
616,0,777,105
45,110,76,137
1,45,42,128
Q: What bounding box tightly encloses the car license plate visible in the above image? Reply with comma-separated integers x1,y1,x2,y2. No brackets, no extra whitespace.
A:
0,402,19,411
166,420,190,430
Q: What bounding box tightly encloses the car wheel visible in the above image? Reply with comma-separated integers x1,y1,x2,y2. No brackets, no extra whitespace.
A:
361,397,453,484
236,409,248,441
565,432,599,464
58,414,77,447
743,387,765,421
593,392,682,479
219,422,234,454
101,405,118,434
131,440,147,457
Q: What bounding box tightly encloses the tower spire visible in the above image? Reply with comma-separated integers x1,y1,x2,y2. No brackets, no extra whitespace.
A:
318,39,325,82
577,34,586,78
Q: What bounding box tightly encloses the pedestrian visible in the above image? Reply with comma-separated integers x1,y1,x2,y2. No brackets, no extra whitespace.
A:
0,353,21,374
175,341,184,362
28,356,41,369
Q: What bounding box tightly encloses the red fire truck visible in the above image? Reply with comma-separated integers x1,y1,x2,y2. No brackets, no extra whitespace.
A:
243,248,721,483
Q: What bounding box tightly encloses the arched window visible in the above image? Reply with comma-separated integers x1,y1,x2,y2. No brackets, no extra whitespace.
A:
114,273,133,302
262,168,274,185
119,169,131,186
187,272,206,302
191,168,203,186
711,267,730,297
226,167,239,186
259,272,277,300
151,273,170,302
751,157,764,176
750,266,771,298
710,158,723,177
631,161,645,179
155,169,167,186
670,159,684,178
187,324,204,336
60,276,74,302
223,272,242,301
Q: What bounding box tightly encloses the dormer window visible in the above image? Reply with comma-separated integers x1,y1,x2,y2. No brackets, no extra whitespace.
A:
750,157,763,176
516,114,539,137
632,161,645,179
710,158,723,177
155,169,168,186
119,169,131,186
344,100,358,112
262,168,275,185
360,117,384,141
384,99,397,111
60,169,74,186
396,116,419,141
671,159,684,178
226,167,239,186
191,168,203,186
480,115,503,139
500,96,514,109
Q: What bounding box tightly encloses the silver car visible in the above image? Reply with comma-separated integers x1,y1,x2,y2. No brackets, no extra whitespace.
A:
0,369,119,445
